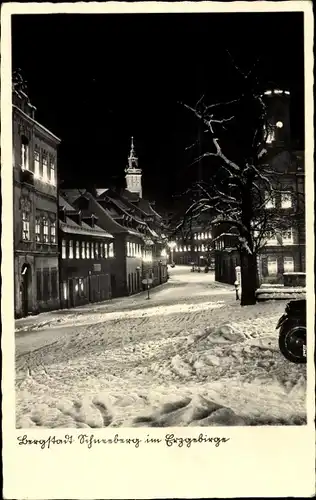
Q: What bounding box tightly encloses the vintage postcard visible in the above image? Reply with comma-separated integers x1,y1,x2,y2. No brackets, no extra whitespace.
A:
1,1,315,498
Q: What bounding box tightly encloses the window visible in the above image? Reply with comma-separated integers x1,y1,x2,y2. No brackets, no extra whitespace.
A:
36,270,42,301
50,220,56,244
104,243,108,258
86,242,90,259
42,154,48,182
282,228,293,245
79,278,84,296
284,256,294,273
63,282,68,300
43,217,49,243
69,240,74,259
34,150,40,178
281,192,292,209
35,216,41,242
264,124,275,144
43,268,50,301
267,257,278,275
49,157,56,185
194,233,197,240
75,241,80,258
109,242,114,257
183,245,187,252
94,242,99,259
62,239,67,259
21,137,29,170
265,192,275,209
201,233,204,240
201,244,205,252
91,242,94,259
51,268,58,299
100,242,104,258
265,231,278,246
197,233,201,240
22,211,30,241
81,241,86,259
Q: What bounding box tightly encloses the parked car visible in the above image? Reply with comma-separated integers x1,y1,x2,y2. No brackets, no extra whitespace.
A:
276,299,306,363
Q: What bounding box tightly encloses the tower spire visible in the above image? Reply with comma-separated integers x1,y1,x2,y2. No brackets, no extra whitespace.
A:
128,136,138,168
125,136,142,198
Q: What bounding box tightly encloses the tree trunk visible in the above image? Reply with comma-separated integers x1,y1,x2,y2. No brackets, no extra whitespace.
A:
240,251,258,306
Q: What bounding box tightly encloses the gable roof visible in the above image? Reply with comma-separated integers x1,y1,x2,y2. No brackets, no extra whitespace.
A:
59,195,113,239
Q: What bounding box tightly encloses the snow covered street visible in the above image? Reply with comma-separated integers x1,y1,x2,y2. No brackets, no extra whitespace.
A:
15,266,306,428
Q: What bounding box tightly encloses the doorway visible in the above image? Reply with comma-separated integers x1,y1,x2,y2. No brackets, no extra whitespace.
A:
21,263,32,317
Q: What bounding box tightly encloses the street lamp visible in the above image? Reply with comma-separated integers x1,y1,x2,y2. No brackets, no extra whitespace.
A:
167,241,176,265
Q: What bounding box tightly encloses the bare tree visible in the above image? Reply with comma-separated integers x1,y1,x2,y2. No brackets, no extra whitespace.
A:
177,58,304,305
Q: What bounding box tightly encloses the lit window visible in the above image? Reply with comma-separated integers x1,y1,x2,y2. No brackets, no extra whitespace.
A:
79,278,84,293
42,155,48,182
34,150,40,178
267,257,278,275
95,242,99,259
49,157,56,185
35,216,41,242
76,241,80,258
265,192,275,209
194,233,197,239
62,239,67,259
81,241,86,259
63,282,67,300
264,124,275,144
86,242,90,259
22,211,30,240
282,228,293,245
197,233,201,240
43,217,49,243
281,192,292,209
201,233,204,239
284,256,294,272
183,245,187,252
91,242,94,259
104,243,108,258
50,220,56,244
201,244,205,252
109,242,114,257
21,137,29,171
67,240,73,259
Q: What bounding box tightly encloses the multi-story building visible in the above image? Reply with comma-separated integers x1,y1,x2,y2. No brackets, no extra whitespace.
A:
13,74,61,317
61,139,168,297
58,196,115,308
214,88,305,285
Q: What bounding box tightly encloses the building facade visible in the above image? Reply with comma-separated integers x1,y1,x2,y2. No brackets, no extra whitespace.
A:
13,77,61,317
214,88,305,285
58,196,114,308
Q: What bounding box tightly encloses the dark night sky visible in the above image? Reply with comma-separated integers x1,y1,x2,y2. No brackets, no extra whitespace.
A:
12,12,304,209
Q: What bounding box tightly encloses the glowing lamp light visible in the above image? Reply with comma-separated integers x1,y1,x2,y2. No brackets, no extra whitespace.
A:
276,121,283,128
167,241,176,250
264,90,272,95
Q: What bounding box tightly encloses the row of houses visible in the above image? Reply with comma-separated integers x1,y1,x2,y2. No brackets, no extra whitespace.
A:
172,88,306,285
13,77,169,318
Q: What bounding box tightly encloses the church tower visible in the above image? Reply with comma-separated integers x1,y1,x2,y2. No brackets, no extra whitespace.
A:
262,88,291,149
125,136,142,198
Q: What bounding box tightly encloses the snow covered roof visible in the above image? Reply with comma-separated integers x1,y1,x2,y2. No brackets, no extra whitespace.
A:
59,195,113,238
59,219,113,239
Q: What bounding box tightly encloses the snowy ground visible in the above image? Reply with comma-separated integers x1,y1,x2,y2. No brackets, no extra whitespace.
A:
15,266,306,428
